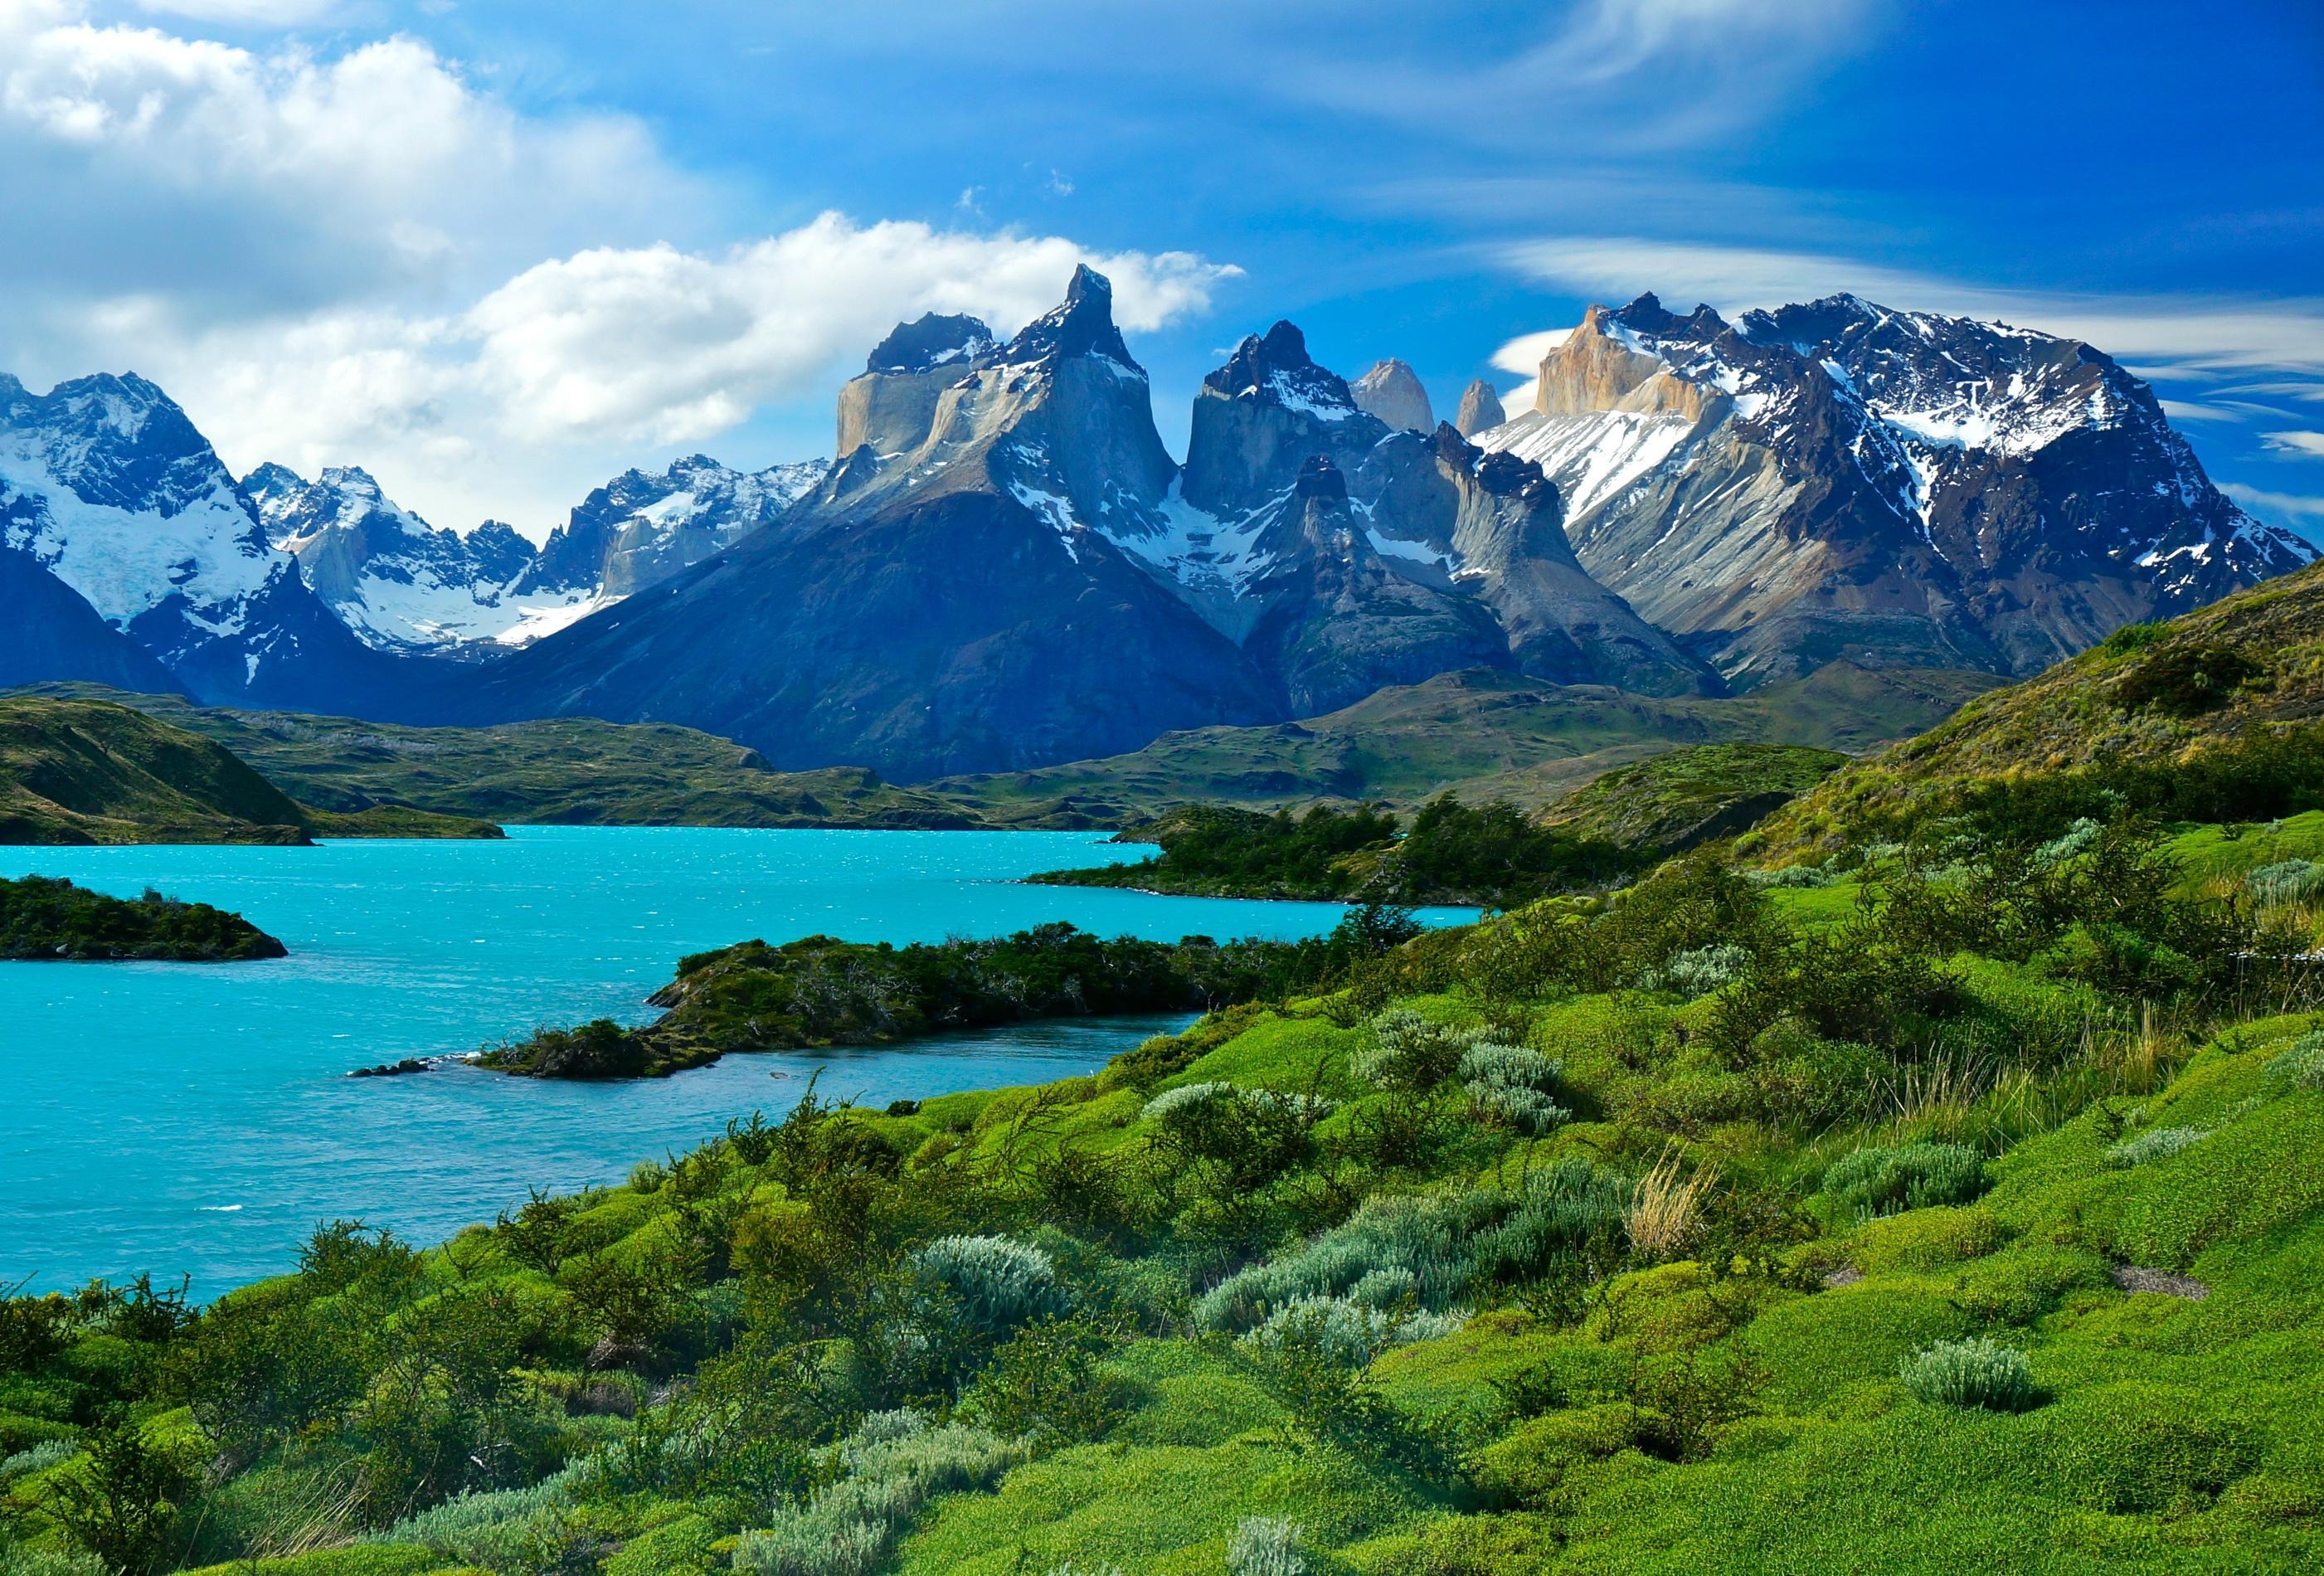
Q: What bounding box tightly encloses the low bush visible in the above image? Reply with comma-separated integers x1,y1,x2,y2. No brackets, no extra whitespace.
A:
2262,1030,2324,1092
1898,1336,2035,1412
1821,1143,1986,1218
1458,1042,1568,1135
1227,1515,1308,1576
1242,1296,1466,1368
2103,1126,2208,1169
733,1412,1023,1576
908,1237,1066,1335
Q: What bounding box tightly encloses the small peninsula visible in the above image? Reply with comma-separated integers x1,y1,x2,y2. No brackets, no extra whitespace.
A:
0,873,287,961
477,920,1388,1078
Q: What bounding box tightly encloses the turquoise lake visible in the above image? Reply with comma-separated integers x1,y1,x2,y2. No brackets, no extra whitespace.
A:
0,828,1466,1296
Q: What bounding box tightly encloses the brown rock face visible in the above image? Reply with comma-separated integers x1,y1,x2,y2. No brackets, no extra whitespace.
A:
1454,379,1507,436
1349,358,1435,432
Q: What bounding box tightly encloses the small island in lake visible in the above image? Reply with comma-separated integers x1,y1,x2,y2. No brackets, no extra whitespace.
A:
0,873,287,961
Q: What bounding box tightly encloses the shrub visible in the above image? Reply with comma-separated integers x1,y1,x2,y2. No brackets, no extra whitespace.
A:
1656,943,1756,996
2034,818,2104,868
2262,1030,2324,1091
1353,1009,1475,1092
1899,1336,2035,1412
1459,1042,1569,1135
1242,1296,1466,1367
1821,1142,1986,1218
908,1236,1067,1334
734,1413,1023,1576
2249,859,2324,904
2104,1126,2209,1169
1749,865,1834,889
1227,1516,1307,1576
368,1460,589,1569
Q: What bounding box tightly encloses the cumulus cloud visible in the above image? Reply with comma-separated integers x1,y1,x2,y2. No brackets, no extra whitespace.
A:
64,216,1237,530
0,7,1237,532
0,5,706,315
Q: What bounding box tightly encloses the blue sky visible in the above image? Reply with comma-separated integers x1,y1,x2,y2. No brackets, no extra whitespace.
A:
2,0,2319,539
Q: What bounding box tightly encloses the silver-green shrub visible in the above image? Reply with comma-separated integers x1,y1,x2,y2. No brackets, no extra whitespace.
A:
1353,1009,1479,1092
2263,1030,2324,1092
1241,1294,1466,1366
367,1457,592,1568
735,1412,1025,1576
1899,1336,2035,1411
1655,942,1757,997
1227,1516,1307,1576
2104,1125,2209,1169
909,1235,1067,1332
1194,1161,1628,1331
1749,864,1835,888
2035,818,2104,868
1458,1042,1568,1134
0,1441,75,1481
2249,859,2324,904
1821,1142,1986,1218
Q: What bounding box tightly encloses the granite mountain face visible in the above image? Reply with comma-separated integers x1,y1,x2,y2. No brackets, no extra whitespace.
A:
1476,293,2312,684
0,279,2307,776
463,273,1719,773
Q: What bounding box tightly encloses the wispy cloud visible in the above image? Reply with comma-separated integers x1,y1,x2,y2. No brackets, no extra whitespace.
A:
70,216,1237,529
2224,483,2324,524
2263,430,2324,458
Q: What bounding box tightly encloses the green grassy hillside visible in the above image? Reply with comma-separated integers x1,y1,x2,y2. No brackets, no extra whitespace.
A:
1536,743,1845,852
17,687,985,830
4,800,2321,1574
26,661,1993,834
0,694,498,844
1759,561,2324,858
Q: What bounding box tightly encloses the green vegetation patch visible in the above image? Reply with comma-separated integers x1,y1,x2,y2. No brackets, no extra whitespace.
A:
0,874,286,961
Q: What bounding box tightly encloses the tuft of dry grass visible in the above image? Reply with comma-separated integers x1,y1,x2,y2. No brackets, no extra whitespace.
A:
1626,1147,1719,1262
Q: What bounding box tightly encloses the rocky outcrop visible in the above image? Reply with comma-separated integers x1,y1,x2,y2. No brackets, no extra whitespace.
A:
1454,379,1507,437
1349,358,1435,433
1242,456,1511,715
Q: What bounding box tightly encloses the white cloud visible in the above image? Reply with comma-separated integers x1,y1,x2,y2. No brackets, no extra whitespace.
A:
2263,430,2324,459
68,216,1237,531
2223,483,2324,524
2159,399,2240,423
0,7,1237,533
132,0,338,22
0,6,706,316
1491,236,2324,383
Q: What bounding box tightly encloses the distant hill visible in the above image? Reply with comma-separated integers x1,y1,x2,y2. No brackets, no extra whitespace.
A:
18,687,986,829
930,662,2001,826
30,662,1996,834
1758,560,2324,855
0,694,496,844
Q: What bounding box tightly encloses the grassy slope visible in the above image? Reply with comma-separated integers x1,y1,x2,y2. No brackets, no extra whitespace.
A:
1536,743,1847,852
0,694,496,844
18,686,984,830
10,809,2322,1574
921,664,2001,822
1760,561,2324,857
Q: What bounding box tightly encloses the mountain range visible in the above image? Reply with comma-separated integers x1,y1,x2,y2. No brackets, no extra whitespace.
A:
0,275,2309,778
